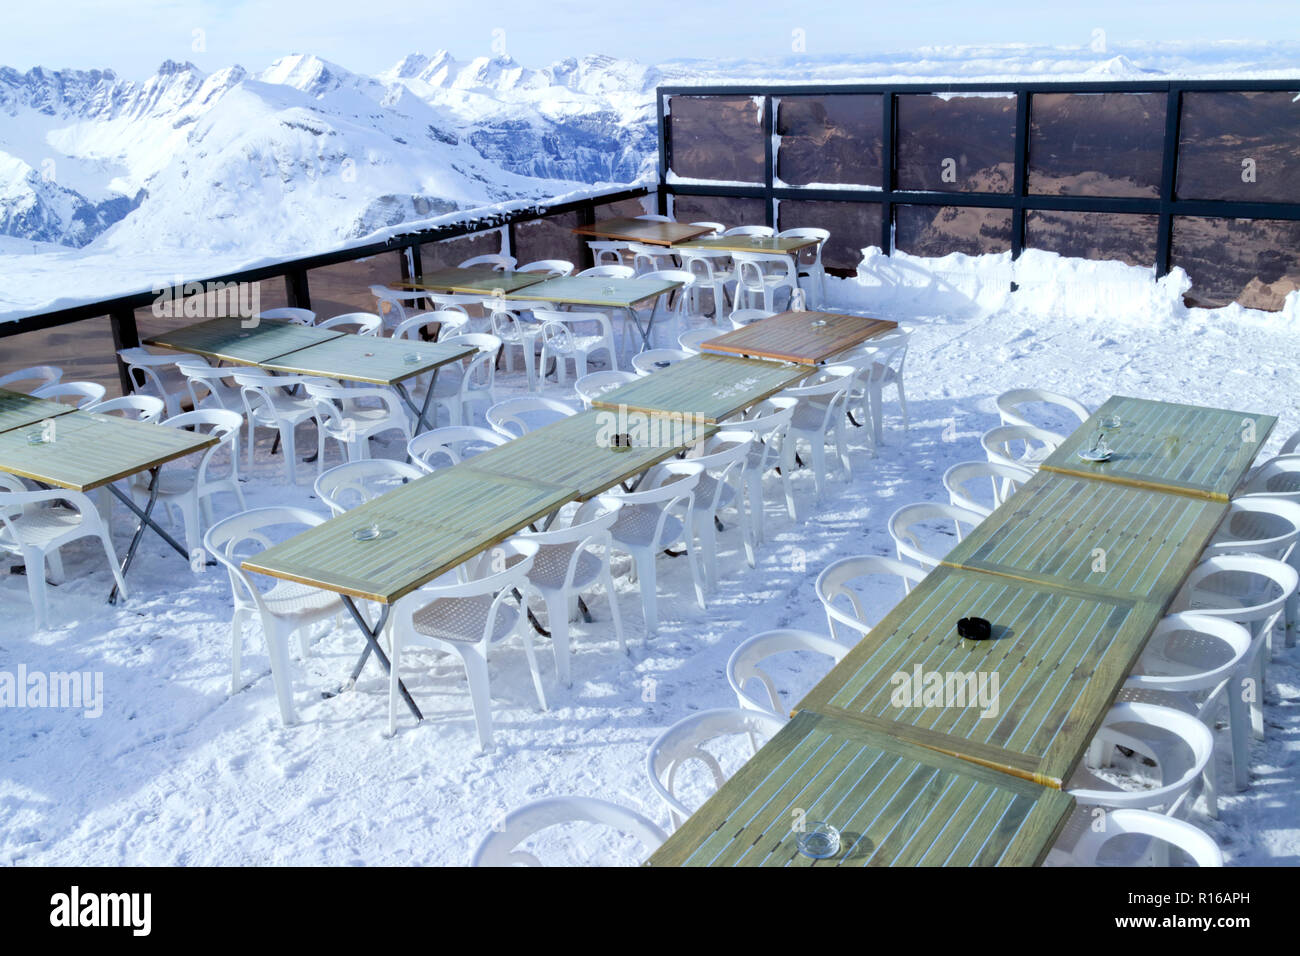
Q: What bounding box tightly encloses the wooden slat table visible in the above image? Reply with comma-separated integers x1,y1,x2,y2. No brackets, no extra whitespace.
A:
398,266,548,296
0,388,77,434
143,317,347,367
259,335,475,433
797,565,1168,788
504,276,684,351
0,410,218,602
647,710,1074,867
589,353,813,423
1040,394,1276,501
572,217,715,247
700,311,897,364
673,234,821,256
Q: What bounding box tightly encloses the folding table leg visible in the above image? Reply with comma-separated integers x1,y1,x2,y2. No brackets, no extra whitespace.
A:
107,468,193,604
395,373,439,435
341,598,422,721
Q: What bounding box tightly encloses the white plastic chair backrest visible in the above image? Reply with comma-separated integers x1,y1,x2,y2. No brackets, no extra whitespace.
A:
981,424,1064,469
159,409,243,488
257,307,316,326
632,349,691,376
996,388,1090,431
689,220,725,234
317,312,382,336
407,426,505,473
727,629,849,716
586,242,627,267
889,501,985,570
609,461,702,544
815,555,928,644
1278,429,1300,457
518,259,574,277
89,394,166,423
782,364,856,429
729,308,775,329
1070,809,1223,867
393,311,466,342
538,319,575,356
459,254,516,271
520,500,621,590
733,252,797,288
687,430,754,480
1204,496,1300,561
533,309,614,344
313,459,422,515
1170,554,1298,628
1238,454,1300,502
425,293,477,315
646,708,786,825
575,371,636,407
33,381,106,408
486,397,577,438
178,359,239,410
724,225,774,237
577,264,635,279
635,214,673,222
0,365,62,391
449,333,502,392
1126,612,1252,694
677,328,719,354
471,796,668,867
393,540,537,643
777,226,829,265
942,460,1034,515
203,507,328,613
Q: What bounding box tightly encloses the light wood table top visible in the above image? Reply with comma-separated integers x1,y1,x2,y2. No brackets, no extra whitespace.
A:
1040,394,1276,501
672,234,820,255
143,317,347,367
242,469,576,605
260,335,474,386
798,564,1167,789
0,388,78,435
590,353,813,423
503,275,682,310
0,410,216,492
700,311,898,365
399,266,548,296
572,217,715,247
647,710,1074,867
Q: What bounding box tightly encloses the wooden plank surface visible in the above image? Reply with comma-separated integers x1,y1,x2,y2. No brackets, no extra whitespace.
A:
941,470,1227,603
0,388,78,434
242,470,576,604
797,565,1166,789
647,710,1074,867
503,275,682,309
590,353,813,423
673,234,820,255
260,335,474,385
398,266,548,296
700,311,897,364
1040,394,1276,501
0,410,216,492
143,317,347,366
571,217,715,247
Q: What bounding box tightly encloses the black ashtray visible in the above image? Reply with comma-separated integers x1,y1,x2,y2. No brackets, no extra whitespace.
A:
610,432,633,453
957,617,991,641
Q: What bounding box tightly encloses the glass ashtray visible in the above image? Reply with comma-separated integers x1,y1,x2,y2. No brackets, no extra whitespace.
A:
352,525,386,541
797,822,841,859
25,432,49,445
403,352,423,364
809,319,829,328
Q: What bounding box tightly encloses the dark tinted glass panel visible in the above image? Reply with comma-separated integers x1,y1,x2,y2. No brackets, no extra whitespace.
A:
1025,211,1158,266
593,197,650,220
777,200,882,273
136,276,287,347
669,95,764,183
1177,92,1300,203
894,205,1013,257
1028,93,1165,198
512,210,585,269
0,316,122,397
308,253,404,320
896,94,1016,193
670,194,767,231
1172,216,1300,311
418,230,501,272
776,94,883,187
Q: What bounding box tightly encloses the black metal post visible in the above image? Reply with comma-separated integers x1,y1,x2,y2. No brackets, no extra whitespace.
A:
108,308,140,396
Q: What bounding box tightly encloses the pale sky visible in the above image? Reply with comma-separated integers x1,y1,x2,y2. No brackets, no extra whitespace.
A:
1,0,1295,78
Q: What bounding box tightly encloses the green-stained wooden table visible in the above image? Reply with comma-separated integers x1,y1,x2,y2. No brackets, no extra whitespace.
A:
1040,394,1275,501
0,388,77,435
700,311,897,365
647,710,1074,867
503,275,684,352
260,335,475,433
589,353,813,423
242,467,576,719
398,266,548,297
143,317,347,367
0,409,218,602
572,217,715,247
672,234,821,256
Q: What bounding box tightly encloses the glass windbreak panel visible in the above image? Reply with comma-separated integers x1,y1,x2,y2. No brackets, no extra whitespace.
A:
592,196,651,221
1028,93,1165,198
1025,211,1159,267
896,93,1016,194
777,200,882,272
418,230,502,272
894,205,1013,257
669,194,767,231
0,316,123,398
776,94,883,188
307,253,405,320
668,95,765,183
1172,216,1300,311
512,210,585,270
1177,91,1300,203
136,277,289,350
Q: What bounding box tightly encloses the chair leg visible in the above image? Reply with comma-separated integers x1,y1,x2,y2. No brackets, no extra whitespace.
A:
518,622,548,712
632,550,658,640
602,566,627,655
746,475,765,546
23,547,48,630
546,593,572,688
266,621,298,726
230,607,249,694
459,645,495,751
1228,673,1251,791
283,425,298,484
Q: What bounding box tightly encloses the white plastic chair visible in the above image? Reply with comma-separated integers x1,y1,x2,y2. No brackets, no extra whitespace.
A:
204,506,342,725
303,379,412,467
782,364,855,499
635,213,674,223
724,396,797,541
631,269,695,351
1065,809,1223,867
518,259,574,277
942,460,1034,517
88,394,166,424
32,381,106,409
604,460,706,637
316,313,383,337
231,369,320,483
1237,454,1300,504
631,348,691,376
369,285,429,329
723,225,774,237
981,423,1064,471
392,310,468,344
646,708,786,829
815,555,929,644
888,502,985,579
387,538,547,748
585,242,629,268
488,306,543,386
407,425,506,474
685,430,757,587
534,310,619,387
732,251,798,313
728,308,775,329
996,388,1090,432
577,264,635,279
1205,495,1300,640
117,348,193,417
313,458,423,516
0,473,129,630
575,370,636,408
678,248,734,321
424,292,482,317
778,227,830,307
129,409,247,555
677,328,720,354
420,332,501,427
257,307,316,326
0,365,61,392
726,628,849,717
177,359,242,414
519,498,625,686
848,327,913,444
486,396,577,439
471,796,667,866
627,242,678,276
459,254,517,271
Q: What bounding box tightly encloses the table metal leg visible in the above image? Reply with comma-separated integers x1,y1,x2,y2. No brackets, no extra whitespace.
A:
341,598,422,721
395,373,439,435
107,468,199,604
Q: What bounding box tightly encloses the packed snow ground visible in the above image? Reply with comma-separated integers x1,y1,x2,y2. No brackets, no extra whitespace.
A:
1,252,1297,867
